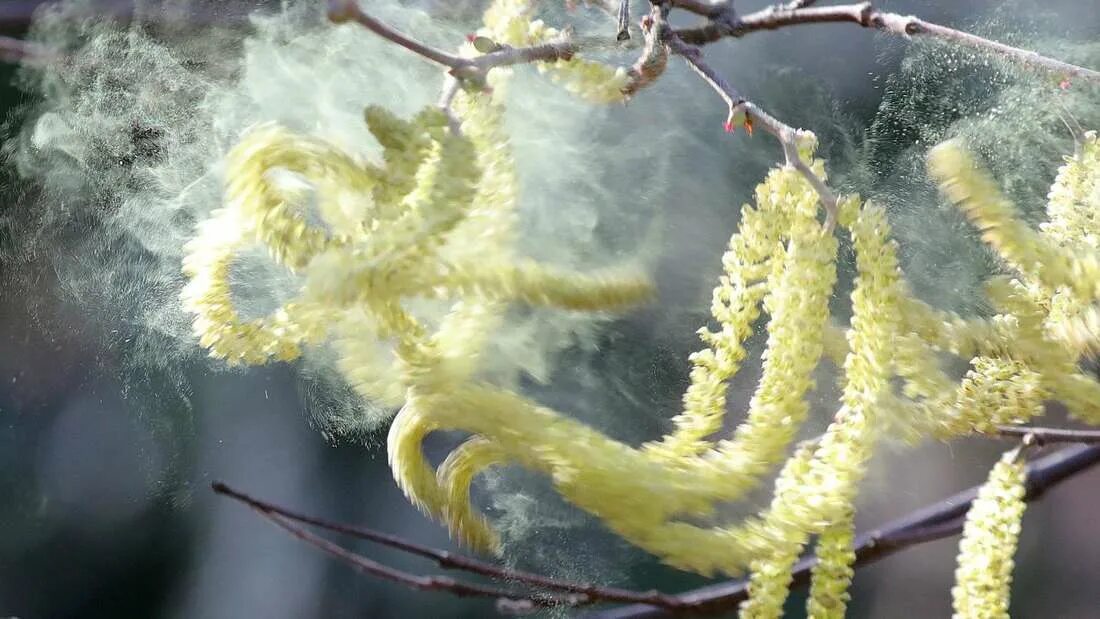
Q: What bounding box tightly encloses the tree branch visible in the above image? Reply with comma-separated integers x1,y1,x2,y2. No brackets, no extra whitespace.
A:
327,0,463,68
261,510,552,608
674,2,1100,84
993,425,1100,446
590,444,1100,618
212,481,695,613
215,444,1100,617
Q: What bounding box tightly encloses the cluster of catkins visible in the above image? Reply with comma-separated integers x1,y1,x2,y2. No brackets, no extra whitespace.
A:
180,0,1100,617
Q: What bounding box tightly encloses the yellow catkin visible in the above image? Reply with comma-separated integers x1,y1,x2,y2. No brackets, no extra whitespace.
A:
738,445,817,619
392,155,850,576
942,357,1045,437
952,451,1027,619
708,195,836,494
1043,132,1100,357
739,200,899,612
188,61,652,431
645,165,808,461
1041,131,1100,251
651,163,838,506
806,507,856,619
927,143,1100,426
928,141,1100,304
436,437,509,553
387,397,444,519
430,260,654,311
481,0,630,103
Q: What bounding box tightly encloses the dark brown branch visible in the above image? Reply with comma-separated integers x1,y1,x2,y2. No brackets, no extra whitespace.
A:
261,511,551,607
993,425,1100,446
591,444,1100,618
674,2,1100,84
212,481,694,612
214,444,1100,617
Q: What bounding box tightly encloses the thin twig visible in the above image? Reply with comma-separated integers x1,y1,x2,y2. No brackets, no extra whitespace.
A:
212,481,694,612
327,0,463,68
668,35,839,228
674,2,1100,84
591,444,1100,618
438,74,463,135
993,425,1100,446
616,0,631,41
329,0,579,93
256,508,562,608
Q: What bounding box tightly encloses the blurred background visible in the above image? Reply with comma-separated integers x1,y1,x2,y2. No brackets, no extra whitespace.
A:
1,0,1099,617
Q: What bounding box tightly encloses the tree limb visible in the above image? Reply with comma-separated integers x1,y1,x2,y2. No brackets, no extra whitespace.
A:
993,425,1100,446
675,2,1100,84
327,0,464,68
212,481,696,613
590,444,1100,618
215,444,1100,617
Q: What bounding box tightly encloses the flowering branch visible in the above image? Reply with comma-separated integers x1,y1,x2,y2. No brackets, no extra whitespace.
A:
13,0,1096,615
